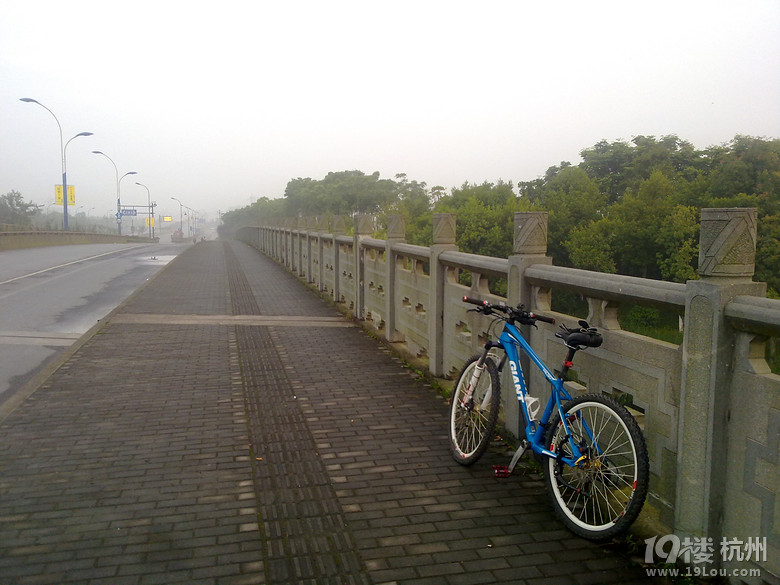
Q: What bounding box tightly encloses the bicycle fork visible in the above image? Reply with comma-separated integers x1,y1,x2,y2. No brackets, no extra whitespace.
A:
460,344,499,409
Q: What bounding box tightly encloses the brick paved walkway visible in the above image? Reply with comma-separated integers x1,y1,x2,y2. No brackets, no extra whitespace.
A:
0,241,665,585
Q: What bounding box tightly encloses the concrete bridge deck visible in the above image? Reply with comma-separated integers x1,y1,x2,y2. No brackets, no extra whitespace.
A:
0,240,665,585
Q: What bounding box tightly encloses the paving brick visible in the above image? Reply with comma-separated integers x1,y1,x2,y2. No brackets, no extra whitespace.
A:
0,241,665,585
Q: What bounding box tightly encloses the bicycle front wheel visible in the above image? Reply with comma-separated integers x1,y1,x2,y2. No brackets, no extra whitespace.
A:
449,355,500,466
543,394,649,540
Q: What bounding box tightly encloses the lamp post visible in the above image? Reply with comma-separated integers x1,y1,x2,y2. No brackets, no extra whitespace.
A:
171,197,183,232
136,182,154,240
92,151,136,235
184,205,198,238
20,98,93,232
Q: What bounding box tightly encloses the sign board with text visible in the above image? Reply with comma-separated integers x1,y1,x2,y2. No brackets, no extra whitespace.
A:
55,185,75,205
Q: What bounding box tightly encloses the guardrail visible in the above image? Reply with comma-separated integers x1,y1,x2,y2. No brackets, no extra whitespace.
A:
0,227,151,250
238,208,779,582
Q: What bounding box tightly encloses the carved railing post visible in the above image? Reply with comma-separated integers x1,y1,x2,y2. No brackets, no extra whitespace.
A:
306,217,316,284
354,214,373,318
676,208,766,552
274,219,284,264
295,217,304,278
429,213,457,376
507,211,552,308
332,216,345,304
286,218,294,270
505,212,554,437
385,215,405,342
316,216,326,291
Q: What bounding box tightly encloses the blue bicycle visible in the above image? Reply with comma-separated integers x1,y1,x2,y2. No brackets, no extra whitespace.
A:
449,296,649,540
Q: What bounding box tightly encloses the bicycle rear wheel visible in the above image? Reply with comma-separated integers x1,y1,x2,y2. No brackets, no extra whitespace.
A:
543,394,648,540
449,355,500,465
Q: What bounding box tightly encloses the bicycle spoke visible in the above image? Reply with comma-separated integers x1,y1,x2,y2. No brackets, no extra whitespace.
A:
449,356,500,465
545,396,648,538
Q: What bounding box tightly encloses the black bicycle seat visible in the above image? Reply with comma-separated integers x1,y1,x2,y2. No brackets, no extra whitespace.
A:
562,331,603,348
555,321,603,349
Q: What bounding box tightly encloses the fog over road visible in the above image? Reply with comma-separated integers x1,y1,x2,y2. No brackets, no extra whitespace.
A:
0,243,189,404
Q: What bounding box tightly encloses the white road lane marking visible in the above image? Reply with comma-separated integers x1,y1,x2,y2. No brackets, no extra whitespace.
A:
0,331,82,346
0,248,137,286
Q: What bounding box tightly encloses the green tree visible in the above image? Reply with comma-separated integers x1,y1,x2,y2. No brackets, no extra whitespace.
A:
579,135,703,204
566,220,616,273
435,180,531,258
610,170,678,278
284,170,398,217
533,166,605,266
704,136,780,212
437,179,516,211
217,196,286,238
376,173,433,245
756,213,780,296
0,191,39,226
579,139,635,203
565,170,698,281
656,205,699,282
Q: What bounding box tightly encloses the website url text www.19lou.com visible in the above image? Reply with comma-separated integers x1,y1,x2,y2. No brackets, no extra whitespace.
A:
646,566,763,579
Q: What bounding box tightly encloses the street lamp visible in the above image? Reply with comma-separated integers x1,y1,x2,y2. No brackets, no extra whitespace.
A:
92,150,136,235
171,197,183,232
184,205,197,238
136,182,154,240
20,98,93,232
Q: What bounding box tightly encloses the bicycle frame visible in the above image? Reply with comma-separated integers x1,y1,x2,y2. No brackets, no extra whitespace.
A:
453,298,647,538
493,321,585,466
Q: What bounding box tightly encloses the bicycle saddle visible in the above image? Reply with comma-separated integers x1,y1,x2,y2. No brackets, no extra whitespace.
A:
556,320,603,349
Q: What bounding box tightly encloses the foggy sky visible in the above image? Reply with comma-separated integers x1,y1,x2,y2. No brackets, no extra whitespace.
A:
1,0,779,222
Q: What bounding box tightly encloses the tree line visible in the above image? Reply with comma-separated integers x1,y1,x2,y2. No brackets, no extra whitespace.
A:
0,191,128,234
0,191,39,226
223,134,779,297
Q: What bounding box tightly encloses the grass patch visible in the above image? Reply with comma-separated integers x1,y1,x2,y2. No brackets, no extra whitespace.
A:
618,305,684,345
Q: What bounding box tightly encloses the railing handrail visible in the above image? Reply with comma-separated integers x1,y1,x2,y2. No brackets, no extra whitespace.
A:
725,295,780,337
439,250,509,276
362,237,386,250
390,242,430,262
525,264,687,309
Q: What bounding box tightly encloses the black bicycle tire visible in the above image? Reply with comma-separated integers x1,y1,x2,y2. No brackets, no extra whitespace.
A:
543,393,649,540
449,355,501,466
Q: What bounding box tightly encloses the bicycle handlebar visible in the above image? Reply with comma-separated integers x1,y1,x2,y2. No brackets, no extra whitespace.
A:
533,313,556,324
462,296,555,325
463,296,488,307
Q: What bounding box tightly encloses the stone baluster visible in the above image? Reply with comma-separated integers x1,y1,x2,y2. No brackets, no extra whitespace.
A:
428,213,457,376
676,208,765,547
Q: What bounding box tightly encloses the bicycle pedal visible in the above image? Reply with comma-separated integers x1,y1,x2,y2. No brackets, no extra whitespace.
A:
493,465,511,478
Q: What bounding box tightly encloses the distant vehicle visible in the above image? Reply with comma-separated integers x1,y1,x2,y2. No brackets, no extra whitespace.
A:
171,229,184,243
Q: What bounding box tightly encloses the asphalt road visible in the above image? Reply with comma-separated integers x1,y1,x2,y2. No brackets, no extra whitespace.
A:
0,242,189,403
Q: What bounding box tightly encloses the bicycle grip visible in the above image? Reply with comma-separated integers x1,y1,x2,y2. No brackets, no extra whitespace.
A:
532,313,556,324
463,296,488,306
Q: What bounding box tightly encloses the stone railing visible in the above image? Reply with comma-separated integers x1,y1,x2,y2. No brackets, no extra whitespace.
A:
237,208,779,582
